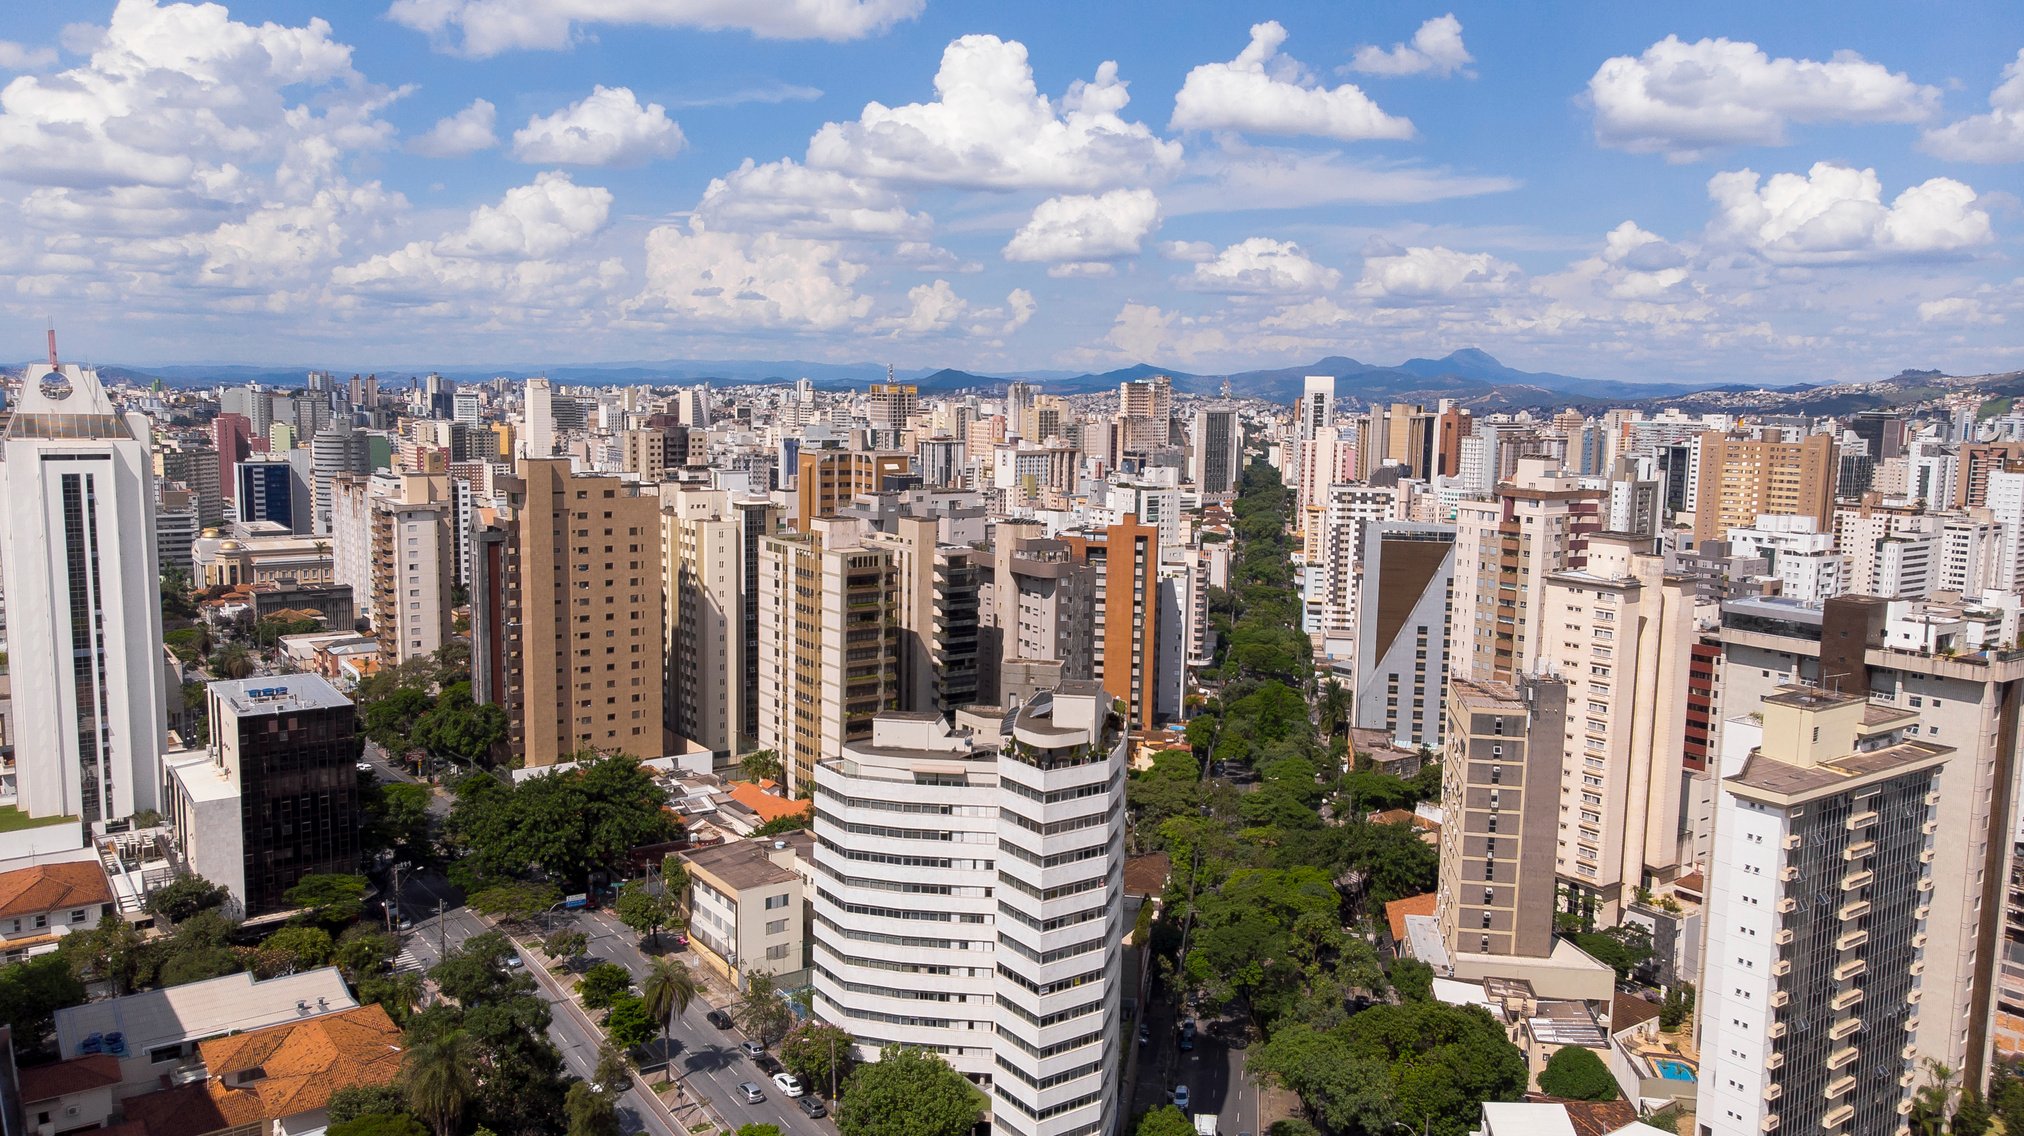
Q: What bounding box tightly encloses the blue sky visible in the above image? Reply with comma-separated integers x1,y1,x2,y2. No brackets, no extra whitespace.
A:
0,1,2020,384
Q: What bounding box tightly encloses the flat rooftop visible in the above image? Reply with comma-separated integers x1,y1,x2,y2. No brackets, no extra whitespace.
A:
54,968,356,1059
210,674,352,717
682,839,797,892
1729,739,1952,801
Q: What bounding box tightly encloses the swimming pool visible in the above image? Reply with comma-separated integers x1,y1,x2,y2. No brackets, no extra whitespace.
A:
1654,1059,1697,1082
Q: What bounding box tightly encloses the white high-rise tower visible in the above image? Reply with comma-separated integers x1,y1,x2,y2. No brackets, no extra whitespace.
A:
0,358,167,839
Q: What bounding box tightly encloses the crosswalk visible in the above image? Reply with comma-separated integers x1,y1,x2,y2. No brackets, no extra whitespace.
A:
393,948,425,974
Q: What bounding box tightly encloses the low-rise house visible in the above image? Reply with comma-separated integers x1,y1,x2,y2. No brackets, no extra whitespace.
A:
121,1004,403,1136
16,1054,124,1136
679,838,805,988
0,861,113,962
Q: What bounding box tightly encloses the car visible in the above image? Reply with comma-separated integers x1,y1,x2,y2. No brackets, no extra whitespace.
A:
504,954,523,969
1172,1085,1191,1111
356,761,374,773
754,1054,784,1076
799,1097,828,1119
737,1081,765,1103
395,915,414,931
739,1040,765,1059
772,1072,805,1097
1179,1020,1196,1051
1138,1023,1150,1046
706,1009,734,1029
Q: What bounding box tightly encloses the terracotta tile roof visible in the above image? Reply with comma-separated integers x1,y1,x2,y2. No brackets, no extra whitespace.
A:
726,780,811,824
1122,853,1170,898
18,1054,122,1102
1561,1099,1640,1136
0,861,112,920
1612,992,1661,1031
194,1004,405,1125
122,1083,233,1136
1385,892,1439,941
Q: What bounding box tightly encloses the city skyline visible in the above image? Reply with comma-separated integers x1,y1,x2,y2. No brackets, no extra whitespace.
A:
0,2,2019,383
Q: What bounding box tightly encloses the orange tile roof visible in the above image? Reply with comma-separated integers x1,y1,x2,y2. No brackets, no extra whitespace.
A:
727,780,811,824
0,861,112,920
1384,892,1439,942
194,1004,405,1125
122,1083,233,1136
18,1054,121,1102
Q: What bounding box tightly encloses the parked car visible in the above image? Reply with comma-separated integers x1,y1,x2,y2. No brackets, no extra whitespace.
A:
1172,1085,1191,1111
356,761,374,773
755,1054,784,1076
772,1072,805,1097
799,1097,828,1119
706,1009,734,1029
1138,1023,1150,1046
737,1081,765,1103
1179,1021,1196,1051
739,1040,765,1059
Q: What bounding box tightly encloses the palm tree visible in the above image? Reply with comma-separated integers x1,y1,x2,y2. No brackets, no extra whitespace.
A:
1911,1059,1956,1136
404,1029,477,1136
213,643,256,679
640,958,698,1086
1317,678,1349,739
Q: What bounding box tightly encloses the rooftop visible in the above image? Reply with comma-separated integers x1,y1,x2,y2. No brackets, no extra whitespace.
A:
17,1054,122,1103
210,674,352,717
1729,738,1952,802
723,780,812,825
55,968,357,1059
0,859,112,920
681,838,797,892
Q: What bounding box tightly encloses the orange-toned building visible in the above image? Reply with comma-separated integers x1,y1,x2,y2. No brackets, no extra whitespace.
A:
1060,514,1162,729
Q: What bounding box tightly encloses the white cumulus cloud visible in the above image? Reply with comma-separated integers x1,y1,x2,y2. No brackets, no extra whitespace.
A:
440,170,611,257
1921,49,2024,163
1588,36,1940,161
1172,22,1413,142
512,85,685,166
1707,162,1993,264
806,35,1182,191
1349,15,1472,78
1183,237,1341,295
409,98,497,157
0,40,58,70
1355,245,1519,303
1003,188,1160,264
334,172,614,305
388,0,924,57
628,219,872,330
694,158,929,240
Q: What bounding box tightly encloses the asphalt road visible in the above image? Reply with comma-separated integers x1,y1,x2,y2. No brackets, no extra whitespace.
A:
1132,983,1262,1136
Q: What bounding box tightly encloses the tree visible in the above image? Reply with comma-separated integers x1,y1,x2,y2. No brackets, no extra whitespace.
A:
736,1127,784,1136
1993,1075,2024,1136
734,969,793,1046
212,643,257,679
660,855,690,912
253,925,336,977
1912,1060,1958,1136
543,929,589,962
835,1045,985,1136
1955,1086,1992,1136
1250,1003,1527,1136
60,915,146,994
359,972,426,1027
781,1020,858,1099
429,932,533,1007
1390,957,1434,1003
577,963,631,1010
1538,1046,1619,1101
445,758,674,889
592,1040,631,1092
602,993,655,1049
329,1116,429,1136
335,927,399,981
327,1085,411,1125
403,1029,477,1136
739,749,784,783
613,881,671,946
1268,1123,1321,1136
285,873,369,928
641,958,698,1083
564,1081,620,1136
0,954,88,1049
413,686,508,769
466,881,562,925
753,813,810,836
1658,982,1694,1030
145,874,229,922
362,781,435,862
151,910,243,987
1136,1106,1197,1136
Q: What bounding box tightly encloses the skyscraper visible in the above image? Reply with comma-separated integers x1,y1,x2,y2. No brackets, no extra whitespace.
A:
309,423,372,535
524,376,556,459
1692,430,1838,543
1437,676,1568,963
1351,523,1456,748
1189,405,1242,496
0,362,167,836
235,457,298,530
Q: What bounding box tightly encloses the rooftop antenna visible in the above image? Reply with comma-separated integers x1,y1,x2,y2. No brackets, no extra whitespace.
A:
46,322,58,367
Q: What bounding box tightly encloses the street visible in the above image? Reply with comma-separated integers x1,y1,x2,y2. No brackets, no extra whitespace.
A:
1131,982,1262,1136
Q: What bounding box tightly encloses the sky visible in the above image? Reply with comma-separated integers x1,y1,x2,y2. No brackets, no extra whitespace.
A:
0,1,2021,385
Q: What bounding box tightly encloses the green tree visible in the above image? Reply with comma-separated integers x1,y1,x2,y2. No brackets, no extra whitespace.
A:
641,958,698,1083
1537,1046,1619,1100
1911,1060,1957,1136
255,925,336,976
739,749,784,783
735,969,793,1046
151,910,243,987
328,1116,429,1136
413,685,508,769
359,972,426,1027
1569,926,1653,981
145,874,229,922
59,914,147,994
1389,958,1435,1003
1268,1122,1322,1136
0,954,88,1049
445,758,674,889
835,1045,985,1136
592,1040,631,1092
212,643,257,679
1955,1086,1992,1136
660,855,690,912
327,1085,411,1124
465,881,562,924
362,781,436,861
1135,1106,1196,1136
428,932,532,1007
1990,1075,2024,1136
543,929,589,962
403,1030,478,1136
577,962,631,1010
602,993,655,1049
1250,1002,1526,1136
780,1020,858,1099
363,684,436,754
284,873,369,928
736,1127,784,1136
335,927,399,981
564,1081,620,1136
613,881,671,946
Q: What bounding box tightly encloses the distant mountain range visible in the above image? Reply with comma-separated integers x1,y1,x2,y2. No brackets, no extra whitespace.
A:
27,348,1829,412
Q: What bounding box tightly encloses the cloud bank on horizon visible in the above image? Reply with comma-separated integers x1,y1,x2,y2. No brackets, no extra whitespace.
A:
0,0,2018,385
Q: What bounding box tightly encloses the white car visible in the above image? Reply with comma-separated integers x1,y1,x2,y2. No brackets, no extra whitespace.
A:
1172,1085,1191,1111
772,1072,805,1097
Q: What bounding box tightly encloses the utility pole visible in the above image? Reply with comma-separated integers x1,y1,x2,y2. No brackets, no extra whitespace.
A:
386,861,401,935
437,898,447,961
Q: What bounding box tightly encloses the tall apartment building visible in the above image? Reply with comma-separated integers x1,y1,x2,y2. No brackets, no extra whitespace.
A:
866,382,918,434
214,412,254,507
523,377,556,458
794,450,912,529
661,486,751,760
155,486,200,580
1189,405,1242,496
1356,402,1436,481
1697,685,1946,1136
867,515,982,716
1351,523,1456,748
157,445,223,528
489,460,666,767
985,521,1098,691
1535,533,1695,919
1692,430,1838,542
309,423,372,535
1437,677,1568,962
1117,374,1173,453
812,686,1126,1136
1717,596,2024,1086
1436,404,1472,478
1450,457,1604,683
163,676,360,919
756,519,900,792
333,473,455,663
1308,482,1398,637
1060,515,1162,729
1725,515,1847,602
0,363,167,839
236,457,299,530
